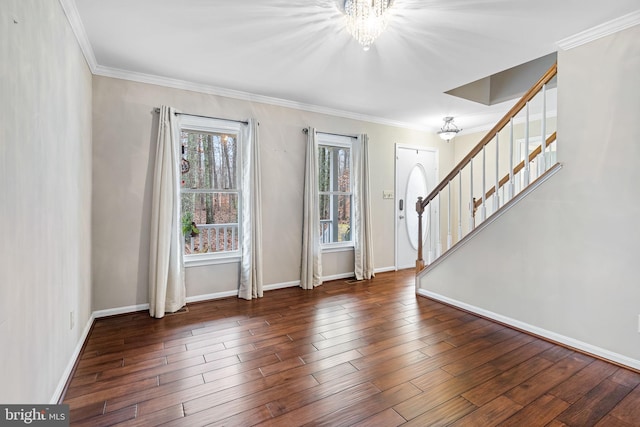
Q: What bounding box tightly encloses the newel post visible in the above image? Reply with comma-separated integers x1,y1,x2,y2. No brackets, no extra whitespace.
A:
416,197,425,272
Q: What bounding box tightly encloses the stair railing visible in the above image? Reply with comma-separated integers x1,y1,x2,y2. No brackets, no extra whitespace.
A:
416,63,558,272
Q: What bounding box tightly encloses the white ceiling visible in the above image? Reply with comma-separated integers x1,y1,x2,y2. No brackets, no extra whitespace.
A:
72,0,639,132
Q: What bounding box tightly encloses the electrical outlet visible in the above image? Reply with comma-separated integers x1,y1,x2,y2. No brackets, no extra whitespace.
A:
70,311,75,330
383,190,394,199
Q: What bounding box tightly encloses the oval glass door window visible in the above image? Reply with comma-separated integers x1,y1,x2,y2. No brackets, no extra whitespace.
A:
405,164,429,250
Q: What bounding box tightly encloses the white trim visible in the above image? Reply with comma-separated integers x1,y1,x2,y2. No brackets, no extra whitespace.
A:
50,313,95,403
264,280,301,291
416,288,640,371
93,65,429,131
322,272,355,282
322,245,354,253
184,255,241,268
557,10,640,50
397,263,417,270
186,290,238,303
374,266,397,273
93,303,150,319
58,0,97,72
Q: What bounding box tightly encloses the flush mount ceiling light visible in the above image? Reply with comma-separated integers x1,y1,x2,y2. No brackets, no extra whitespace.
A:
437,117,462,142
342,0,394,51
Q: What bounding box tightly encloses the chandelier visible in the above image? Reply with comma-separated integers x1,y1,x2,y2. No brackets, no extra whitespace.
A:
343,0,394,51
437,117,462,142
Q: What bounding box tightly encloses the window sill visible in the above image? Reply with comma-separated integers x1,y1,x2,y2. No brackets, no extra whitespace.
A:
321,245,354,254
184,253,241,268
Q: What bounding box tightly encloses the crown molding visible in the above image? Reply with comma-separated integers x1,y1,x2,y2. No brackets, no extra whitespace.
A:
58,0,97,72
59,0,98,74
93,64,429,131
557,10,640,50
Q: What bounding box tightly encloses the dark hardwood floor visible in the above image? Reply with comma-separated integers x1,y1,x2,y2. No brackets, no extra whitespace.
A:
63,270,640,426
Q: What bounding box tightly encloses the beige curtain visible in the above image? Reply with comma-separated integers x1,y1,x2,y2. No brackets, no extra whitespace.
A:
148,106,186,318
239,118,263,300
353,134,375,280
301,128,322,289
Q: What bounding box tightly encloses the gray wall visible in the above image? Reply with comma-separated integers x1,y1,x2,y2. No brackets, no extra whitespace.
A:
419,25,640,365
91,76,452,311
0,0,93,402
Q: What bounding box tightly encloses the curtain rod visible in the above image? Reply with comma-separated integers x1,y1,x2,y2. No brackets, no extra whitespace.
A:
154,108,248,125
302,128,357,139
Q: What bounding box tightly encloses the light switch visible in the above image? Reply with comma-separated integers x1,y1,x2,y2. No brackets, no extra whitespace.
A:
382,190,394,199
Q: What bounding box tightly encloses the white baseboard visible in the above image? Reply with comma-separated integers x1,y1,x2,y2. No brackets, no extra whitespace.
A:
186,290,238,303
322,272,355,282
93,303,150,318
50,313,95,403
417,288,640,371
374,266,397,273
52,271,402,403
264,280,300,291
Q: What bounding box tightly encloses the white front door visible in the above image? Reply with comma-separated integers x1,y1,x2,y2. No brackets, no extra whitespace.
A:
395,145,438,270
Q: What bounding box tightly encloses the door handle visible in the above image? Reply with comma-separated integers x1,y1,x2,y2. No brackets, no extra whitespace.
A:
399,215,405,219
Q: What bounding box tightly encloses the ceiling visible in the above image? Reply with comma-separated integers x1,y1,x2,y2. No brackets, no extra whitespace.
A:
72,0,639,132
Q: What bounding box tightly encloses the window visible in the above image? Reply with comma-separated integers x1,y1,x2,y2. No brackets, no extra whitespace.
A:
179,117,242,262
318,134,353,246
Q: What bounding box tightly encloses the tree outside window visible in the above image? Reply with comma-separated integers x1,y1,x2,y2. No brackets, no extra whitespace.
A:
318,139,352,244
180,129,240,255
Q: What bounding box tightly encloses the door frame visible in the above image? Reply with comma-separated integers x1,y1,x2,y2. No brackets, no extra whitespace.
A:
394,143,439,271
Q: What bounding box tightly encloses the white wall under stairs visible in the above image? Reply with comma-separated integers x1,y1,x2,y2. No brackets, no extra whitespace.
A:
418,24,640,369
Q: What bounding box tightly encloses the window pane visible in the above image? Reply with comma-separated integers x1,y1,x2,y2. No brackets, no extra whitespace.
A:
318,146,331,193
336,147,350,192
319,194,330,221
318,145,350,193
317,141,352,245
335,194,351,242
318,194,352,244
181,192,239,254
181,131,238,190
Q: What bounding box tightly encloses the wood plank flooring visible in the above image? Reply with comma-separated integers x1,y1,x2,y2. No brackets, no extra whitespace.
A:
63,270,640,426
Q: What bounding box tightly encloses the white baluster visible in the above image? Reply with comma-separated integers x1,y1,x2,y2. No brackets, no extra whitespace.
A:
207,228,212,253
540,83,547,174
458,172,463,241
480,146,486,222
523,102,530,187
437,192,442,258
494,133,500,212
427,202,433,264
469,160,475,231
509,118,514,199
232,226,236,251
447,184,453,250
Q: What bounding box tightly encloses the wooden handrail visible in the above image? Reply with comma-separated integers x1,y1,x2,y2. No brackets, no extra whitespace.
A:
420,62,557,210
474,132,557,210
416,63,557,271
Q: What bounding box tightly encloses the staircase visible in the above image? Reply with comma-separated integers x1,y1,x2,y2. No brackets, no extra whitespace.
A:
415,63,559,273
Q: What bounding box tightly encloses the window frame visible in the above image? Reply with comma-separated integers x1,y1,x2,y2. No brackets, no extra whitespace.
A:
178,115,243,267
317,133,355,251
